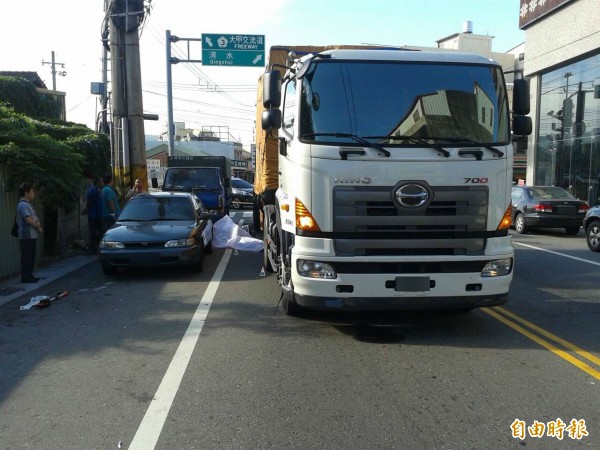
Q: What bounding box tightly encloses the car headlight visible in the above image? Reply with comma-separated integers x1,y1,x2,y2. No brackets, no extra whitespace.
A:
481,258,513,277
297,260,337,279
99,241,125,249
165,238,195,248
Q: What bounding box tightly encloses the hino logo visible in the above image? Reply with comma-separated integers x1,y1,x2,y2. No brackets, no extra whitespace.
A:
335,176,372,184
395,183,430,208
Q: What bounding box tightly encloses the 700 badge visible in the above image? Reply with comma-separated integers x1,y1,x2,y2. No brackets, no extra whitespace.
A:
464,178,488,183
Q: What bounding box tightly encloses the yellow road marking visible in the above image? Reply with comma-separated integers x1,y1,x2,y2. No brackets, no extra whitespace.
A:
482,307,600,381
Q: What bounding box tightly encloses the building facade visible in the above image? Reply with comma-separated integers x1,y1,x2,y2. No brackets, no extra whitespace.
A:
522,0,600,206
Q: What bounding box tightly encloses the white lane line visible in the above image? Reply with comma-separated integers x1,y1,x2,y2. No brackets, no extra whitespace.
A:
129,248,232,449
513,241,600,266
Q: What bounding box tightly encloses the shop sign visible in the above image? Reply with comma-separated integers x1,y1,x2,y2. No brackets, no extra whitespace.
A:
519,0,575,29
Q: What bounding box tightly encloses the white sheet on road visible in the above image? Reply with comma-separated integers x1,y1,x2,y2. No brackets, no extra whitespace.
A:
212,215,263,252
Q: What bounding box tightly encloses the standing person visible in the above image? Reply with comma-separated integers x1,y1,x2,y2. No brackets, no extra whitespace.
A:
124,178,145,202
86,177,104,253
101,174,121,229
16,182,43,283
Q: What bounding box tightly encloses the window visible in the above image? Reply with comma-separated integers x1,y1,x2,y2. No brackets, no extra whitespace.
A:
282,80,296,136
536,53,600,205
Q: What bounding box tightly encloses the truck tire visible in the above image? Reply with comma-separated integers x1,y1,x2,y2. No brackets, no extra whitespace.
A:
252,196,261,232
282,295,302,316
262,205,276,273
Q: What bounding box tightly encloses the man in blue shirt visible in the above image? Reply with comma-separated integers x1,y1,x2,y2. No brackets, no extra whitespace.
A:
86,177,104,252
101,175,121,228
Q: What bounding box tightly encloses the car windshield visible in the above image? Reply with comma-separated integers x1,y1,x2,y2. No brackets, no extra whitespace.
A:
119,196,194,221
232,179,253,189
527,187,576,200
299,60,509,145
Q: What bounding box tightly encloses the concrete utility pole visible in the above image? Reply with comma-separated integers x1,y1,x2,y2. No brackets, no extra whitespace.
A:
100,0,110,135
42,51,66,91
109,0,147,197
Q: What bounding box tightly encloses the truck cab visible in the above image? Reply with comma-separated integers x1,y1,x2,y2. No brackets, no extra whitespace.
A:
152,156,232,220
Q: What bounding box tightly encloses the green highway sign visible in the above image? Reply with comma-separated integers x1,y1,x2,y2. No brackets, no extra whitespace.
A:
202,33,265,67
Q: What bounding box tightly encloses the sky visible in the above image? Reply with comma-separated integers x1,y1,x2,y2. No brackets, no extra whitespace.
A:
0,0,525,147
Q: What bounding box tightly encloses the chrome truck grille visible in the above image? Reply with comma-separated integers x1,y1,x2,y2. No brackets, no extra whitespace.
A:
332,185,489,256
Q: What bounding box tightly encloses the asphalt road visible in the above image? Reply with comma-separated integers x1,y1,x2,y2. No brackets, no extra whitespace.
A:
1,213,598,449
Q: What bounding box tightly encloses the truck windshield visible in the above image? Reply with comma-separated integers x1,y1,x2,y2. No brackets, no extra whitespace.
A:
164,168,220,191
299,60,509,145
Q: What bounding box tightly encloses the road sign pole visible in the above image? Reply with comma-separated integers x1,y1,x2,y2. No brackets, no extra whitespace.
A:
166,30,175,156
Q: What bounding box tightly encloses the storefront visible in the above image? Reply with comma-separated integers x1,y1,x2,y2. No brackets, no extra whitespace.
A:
521,0,600,206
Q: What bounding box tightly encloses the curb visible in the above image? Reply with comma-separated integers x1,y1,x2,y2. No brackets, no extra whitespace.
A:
0,254,97,307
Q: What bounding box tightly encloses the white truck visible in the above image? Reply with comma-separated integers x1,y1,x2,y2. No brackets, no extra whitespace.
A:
255,46,531,315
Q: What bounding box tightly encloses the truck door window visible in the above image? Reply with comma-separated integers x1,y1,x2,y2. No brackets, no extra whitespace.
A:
282,80,296,137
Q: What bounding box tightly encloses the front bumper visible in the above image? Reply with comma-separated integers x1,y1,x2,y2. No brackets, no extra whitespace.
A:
290,290,508,311
99,245,201,269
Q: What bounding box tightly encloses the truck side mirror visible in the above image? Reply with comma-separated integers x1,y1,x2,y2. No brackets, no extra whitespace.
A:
263,71,281,108
513,78,530,115
262,109,282,131
513,115,532,136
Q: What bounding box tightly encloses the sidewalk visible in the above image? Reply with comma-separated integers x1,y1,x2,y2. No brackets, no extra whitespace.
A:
0,252,97,307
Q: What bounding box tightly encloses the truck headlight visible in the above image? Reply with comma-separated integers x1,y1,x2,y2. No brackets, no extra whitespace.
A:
165,238,195,247
297,260,337,279
481,258,512,277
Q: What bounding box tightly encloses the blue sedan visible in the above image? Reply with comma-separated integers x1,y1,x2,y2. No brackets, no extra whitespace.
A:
99,192,213,275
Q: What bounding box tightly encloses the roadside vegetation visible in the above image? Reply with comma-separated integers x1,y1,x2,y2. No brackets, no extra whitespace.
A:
0,75,110,211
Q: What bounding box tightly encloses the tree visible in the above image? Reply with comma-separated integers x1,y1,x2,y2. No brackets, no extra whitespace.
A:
0,102,110,211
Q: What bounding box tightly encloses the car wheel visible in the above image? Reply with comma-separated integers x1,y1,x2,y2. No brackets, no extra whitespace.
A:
101,263,117,276
565,226,580,235
586,220,600,252
514,213,527,234
193,246,205,273
231,196,241,209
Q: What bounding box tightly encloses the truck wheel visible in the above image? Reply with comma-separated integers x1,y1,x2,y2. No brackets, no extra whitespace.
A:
282,295,302,316
252,197,261,232
231,196,241,209
586,220,600,252
514,213,527,234
262,205,276,273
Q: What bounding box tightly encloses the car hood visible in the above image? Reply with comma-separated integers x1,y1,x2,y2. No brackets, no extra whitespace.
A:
104,221,195,242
